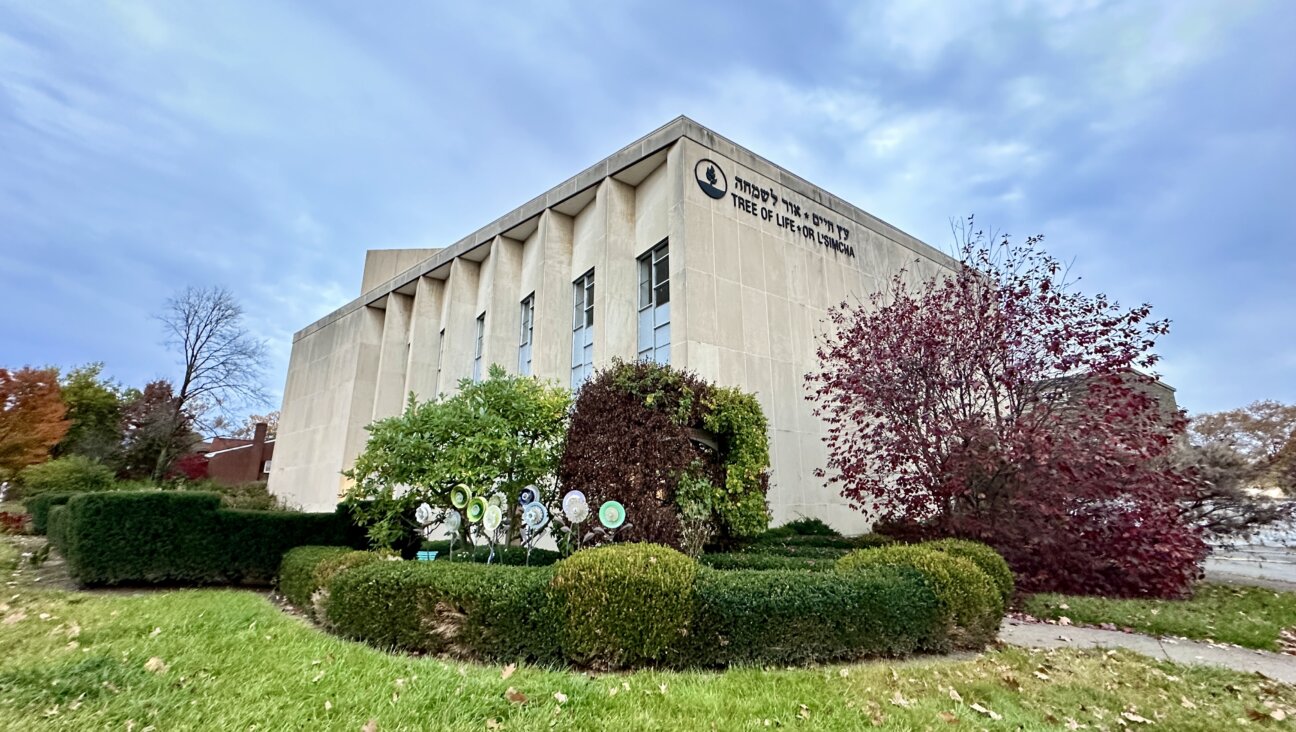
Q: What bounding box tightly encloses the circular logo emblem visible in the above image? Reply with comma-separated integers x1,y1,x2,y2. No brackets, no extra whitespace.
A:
695,158,727,200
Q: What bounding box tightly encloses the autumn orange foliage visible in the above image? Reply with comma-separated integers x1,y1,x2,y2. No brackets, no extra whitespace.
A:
0,367,69,478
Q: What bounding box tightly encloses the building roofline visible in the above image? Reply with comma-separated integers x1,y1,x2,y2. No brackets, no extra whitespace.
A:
204,439,276,457
293,115,957,342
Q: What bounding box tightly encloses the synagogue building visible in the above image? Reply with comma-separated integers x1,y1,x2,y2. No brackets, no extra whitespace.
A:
268,116,958,532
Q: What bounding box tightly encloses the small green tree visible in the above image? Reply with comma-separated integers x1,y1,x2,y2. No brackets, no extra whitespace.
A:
343,365,570,547
56,363,125,462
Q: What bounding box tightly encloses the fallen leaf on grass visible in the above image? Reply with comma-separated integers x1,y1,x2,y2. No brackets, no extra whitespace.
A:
505,687,527,704
553,691,568,704
938,711,958,723
948,688,963,703
1033,671,1051,681
970,703,1002,721
1058,616,1072,626
149,627,161,638
362,719,378,732
1179,697,1196,710
501,664,516,680
1121,710,1151,724
2,611,25,625
486,720,501,731
143,657,169,674
324,701,332,711
890,691,912,708
798,704,810,720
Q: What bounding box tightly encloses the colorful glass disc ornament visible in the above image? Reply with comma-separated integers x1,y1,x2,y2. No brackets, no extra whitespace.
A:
414,502,434,526
444,510,462,532
518,485,540,506
450,484,472,509
483,504,503,533
521,501,548,531
598,500,626,529
466,496,488,523
562,490,589,523
488,492,506,508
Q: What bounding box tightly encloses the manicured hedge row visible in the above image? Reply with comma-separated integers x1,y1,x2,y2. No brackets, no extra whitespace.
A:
312,541,1008,669
47,505,68,553
279,546,352,610
699,552,837,571
688,565,944,664
328,559,560,661
27,492,75,535
61,491,364,586
838,545,1003,648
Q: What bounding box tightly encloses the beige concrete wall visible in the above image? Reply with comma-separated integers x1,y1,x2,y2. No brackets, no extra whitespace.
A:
404,276,445,400
672,137,955,533
269,304,382,511
362,248,440,294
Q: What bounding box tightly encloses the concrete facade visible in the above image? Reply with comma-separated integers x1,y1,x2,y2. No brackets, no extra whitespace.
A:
269,117,958,532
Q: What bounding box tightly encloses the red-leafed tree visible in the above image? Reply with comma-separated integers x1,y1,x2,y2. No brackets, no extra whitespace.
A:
807,219,1205,598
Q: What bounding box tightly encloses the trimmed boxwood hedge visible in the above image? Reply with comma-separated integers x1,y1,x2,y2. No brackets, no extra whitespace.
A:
60,491,363,586
313,541,997,669
328,560,560,661
47,505,68,552
551,544,696,669
27,492,75,535
687,565,945,665
837,544,1004,648
699,552,837,572
924,538,1015,604
279,546,352,610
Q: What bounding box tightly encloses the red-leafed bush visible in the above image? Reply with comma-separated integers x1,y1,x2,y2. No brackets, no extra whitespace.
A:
0,511,29,535
809,220,1205,598
170,453,209,481
558,360,770,554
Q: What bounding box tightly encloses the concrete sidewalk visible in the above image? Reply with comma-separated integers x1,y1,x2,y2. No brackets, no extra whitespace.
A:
999,617,1296,685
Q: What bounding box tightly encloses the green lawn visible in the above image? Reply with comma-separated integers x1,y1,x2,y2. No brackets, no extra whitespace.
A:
0,546,1293,730
1023,583,1296,652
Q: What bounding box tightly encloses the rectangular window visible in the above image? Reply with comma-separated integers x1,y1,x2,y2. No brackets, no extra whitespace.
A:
473,313,486,382
571,270,595,389
637,240,670,364
518,293,535,376
435,328,446,395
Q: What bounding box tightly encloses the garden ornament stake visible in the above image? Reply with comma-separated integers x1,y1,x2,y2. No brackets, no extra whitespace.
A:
520,499,549,566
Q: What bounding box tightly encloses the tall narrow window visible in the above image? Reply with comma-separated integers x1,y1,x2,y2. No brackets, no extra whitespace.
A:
473,313,485,382
518,293,535,376
637,240,670,364
435,326,445,393
571,270,595,389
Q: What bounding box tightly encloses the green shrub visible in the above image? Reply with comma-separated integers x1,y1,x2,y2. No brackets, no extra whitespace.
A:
775,517,839,537
60,491,361,586
18,457,114,499
551,543,696,669
700,552,838,571
850,533,897,549
47,505,68,552
837,545,1002,648
687,565,945,665
923,539,1015,604
326,560,559,662
27,493,75,535
279,546,351,610
182,480,283,511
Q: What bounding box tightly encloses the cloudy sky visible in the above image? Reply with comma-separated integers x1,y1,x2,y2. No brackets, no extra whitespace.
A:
1,0,1292,419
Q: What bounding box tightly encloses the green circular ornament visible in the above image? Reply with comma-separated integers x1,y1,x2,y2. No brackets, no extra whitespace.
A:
598,500,626,529
466,496,488,523
450,484,472,509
